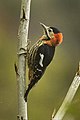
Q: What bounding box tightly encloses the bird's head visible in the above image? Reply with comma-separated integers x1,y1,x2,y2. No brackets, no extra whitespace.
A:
40,23,63,46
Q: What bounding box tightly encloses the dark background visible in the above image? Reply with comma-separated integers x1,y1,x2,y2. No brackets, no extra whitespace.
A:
0,0,80,120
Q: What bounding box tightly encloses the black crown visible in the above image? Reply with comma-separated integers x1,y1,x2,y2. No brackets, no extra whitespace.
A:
50,27,60,34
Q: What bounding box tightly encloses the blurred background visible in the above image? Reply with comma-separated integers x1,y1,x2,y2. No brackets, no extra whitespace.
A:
0,0,80,120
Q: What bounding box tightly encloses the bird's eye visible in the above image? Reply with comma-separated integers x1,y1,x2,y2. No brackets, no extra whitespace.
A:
48,29,52,32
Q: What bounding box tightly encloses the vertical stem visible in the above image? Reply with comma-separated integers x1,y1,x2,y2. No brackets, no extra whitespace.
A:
17,0,31,120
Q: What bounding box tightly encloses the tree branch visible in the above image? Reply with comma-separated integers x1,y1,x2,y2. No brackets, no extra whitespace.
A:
16,0,31,120
52,62,80,120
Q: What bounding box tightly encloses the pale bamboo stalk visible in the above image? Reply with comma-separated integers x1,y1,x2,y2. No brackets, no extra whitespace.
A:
16,0,31,120
52,62,80,120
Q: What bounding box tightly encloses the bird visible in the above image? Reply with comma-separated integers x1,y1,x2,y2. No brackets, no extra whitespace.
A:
24,23,63,102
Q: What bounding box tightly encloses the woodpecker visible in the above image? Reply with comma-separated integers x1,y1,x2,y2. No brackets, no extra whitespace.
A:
24,23,63,102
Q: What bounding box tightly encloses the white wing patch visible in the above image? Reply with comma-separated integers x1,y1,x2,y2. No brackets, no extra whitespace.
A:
37,68,42,72
39,53,44,67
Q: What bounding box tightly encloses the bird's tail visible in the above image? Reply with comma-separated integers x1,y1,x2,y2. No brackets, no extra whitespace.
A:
24,79,38,102
24,87,30,102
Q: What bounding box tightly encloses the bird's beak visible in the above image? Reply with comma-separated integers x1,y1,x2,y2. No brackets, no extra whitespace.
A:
40,23,49,35
40,23,48,30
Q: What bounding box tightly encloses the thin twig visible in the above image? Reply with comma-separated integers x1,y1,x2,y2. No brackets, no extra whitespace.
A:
52,62,80,120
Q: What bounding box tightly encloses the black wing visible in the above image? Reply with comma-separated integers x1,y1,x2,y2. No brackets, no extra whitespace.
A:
28,43,55,81
35,44,55,68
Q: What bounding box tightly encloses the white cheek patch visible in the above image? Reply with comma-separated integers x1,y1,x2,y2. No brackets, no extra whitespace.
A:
39,53,44,67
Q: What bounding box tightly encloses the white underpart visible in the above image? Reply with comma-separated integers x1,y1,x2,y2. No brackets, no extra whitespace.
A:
39,53,44,67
